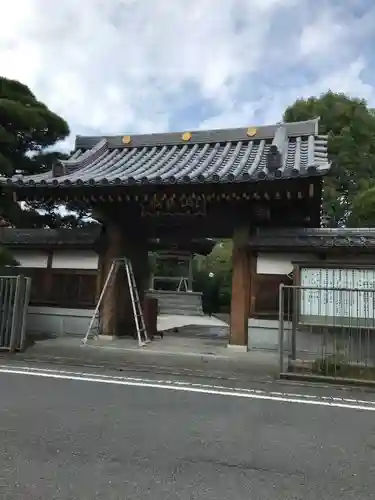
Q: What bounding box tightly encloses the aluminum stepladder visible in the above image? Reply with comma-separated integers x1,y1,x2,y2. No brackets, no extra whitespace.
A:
177,277,188,292
81,257,150,347
122,257,151,347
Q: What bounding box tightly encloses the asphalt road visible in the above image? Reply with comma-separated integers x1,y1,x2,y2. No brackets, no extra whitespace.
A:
0,366,375,499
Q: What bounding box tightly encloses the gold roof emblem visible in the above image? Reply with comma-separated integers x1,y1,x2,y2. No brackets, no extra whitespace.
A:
122,135,132,145
246,127,257,137
182,131,192,141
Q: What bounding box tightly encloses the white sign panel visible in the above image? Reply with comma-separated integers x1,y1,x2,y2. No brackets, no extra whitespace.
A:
300,267,375,325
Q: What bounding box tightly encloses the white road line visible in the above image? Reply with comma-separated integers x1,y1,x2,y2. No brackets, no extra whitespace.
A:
0,365,375,411
3,364,375,406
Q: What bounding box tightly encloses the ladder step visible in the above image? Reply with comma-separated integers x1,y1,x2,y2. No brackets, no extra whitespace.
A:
124,258,149,346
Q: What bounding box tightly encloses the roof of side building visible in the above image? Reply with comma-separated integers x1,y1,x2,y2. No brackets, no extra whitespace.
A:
248,228,375,250
1,227,215,255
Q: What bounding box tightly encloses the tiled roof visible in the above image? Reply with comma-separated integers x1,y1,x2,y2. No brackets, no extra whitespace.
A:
1,227,215,255
248,228,375,250
4,119,330,188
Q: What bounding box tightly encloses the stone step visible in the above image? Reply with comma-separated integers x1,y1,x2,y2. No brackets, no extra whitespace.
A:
149,292,201,299
146,290,204,316
158,308,204,316
157,300,203,308
157,299,202,306
157,299,202,307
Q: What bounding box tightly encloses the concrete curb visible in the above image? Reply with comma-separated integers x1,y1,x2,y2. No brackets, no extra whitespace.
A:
2,352,375,396
0,352,276,384
84,343,231,359
280,372,375,389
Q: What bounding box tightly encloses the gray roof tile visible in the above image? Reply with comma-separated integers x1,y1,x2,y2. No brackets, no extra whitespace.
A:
4,119,330,187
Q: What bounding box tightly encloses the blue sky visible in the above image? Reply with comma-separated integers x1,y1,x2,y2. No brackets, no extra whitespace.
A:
1,0,375,150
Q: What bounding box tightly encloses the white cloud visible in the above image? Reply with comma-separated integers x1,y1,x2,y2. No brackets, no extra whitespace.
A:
299,17,346,57
0,0,374,150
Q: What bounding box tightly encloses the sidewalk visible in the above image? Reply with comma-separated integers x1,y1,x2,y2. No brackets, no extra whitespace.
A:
1,332,281,383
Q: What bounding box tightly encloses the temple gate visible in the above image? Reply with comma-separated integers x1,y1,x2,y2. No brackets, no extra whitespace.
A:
1,119,330,348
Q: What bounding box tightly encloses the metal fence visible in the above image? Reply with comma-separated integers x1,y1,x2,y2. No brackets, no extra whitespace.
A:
279,284,375,381
0,275,31,352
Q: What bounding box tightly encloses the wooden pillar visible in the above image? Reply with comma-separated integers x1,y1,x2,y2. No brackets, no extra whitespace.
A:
229,227,251,349
188,254,193,292
99,221,149,337
248,251,257,318
148,252,156,290
100,223,125,337
96,251,105,302
148,271,154,291
44,251,53,301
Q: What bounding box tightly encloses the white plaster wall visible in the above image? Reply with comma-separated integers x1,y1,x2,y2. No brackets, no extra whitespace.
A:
256,252,315,275
27,306,97,337
52,250,98,270
248,318,292,351
12,250,48,268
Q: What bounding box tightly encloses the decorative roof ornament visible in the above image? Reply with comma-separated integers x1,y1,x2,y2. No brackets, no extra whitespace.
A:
122,135,132,145
267,125,288,173
182,132,192,141
246,127,257,137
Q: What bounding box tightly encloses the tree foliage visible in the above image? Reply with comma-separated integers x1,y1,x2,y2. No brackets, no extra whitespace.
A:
283,91,375,227
350,185,375,227
0,246,18,267
0,76,70,228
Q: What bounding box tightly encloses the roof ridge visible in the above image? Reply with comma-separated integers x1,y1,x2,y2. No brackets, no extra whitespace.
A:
75,119,320,150
61,139,108,167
